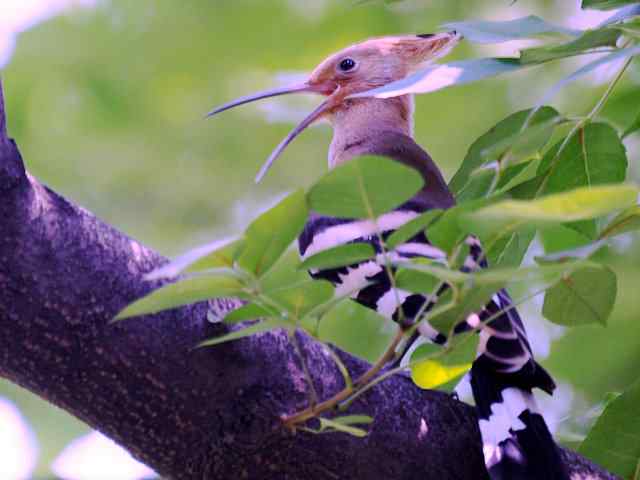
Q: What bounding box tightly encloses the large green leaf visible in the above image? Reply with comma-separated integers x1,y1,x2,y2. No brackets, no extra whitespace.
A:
238,189,308,277
542,265,617,326
300,243,376,271
352,58,523,99
519,28,621,64
466,185,638,237
307,155,422,219
318,300,392,363
443,16,578,44
582,0,640,10
578,379,640,478
115,275,245,320
449,107,560,196
538,123,628,195
145,238,244,280
599,205,640,239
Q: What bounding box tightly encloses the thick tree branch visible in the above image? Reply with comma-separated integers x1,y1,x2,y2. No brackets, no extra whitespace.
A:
0,79,617,480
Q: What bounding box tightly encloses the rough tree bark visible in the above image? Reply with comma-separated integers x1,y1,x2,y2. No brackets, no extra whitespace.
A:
0,78,618,480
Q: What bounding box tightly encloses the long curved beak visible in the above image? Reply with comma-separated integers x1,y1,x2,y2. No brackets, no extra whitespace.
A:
207,82,337,183
206,83,313,118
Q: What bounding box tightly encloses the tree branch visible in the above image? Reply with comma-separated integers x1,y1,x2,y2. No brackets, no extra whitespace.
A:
0,79,618,480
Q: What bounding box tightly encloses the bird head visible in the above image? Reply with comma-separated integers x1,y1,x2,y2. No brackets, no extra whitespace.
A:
207,32,461,182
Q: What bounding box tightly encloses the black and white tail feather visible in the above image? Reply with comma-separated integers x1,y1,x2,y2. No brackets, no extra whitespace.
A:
298,131,569,480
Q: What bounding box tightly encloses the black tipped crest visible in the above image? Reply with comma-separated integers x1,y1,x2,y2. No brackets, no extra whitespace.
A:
416,33,435,38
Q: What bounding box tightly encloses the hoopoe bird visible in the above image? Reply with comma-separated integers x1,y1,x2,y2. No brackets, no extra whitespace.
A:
208,32,568,480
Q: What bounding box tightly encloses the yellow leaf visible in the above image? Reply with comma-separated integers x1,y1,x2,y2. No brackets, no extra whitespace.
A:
410,360,471,389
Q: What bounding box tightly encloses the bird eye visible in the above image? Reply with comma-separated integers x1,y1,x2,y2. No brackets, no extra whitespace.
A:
338,58,357,72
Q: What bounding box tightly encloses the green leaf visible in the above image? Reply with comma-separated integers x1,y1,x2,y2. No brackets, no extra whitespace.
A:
538,123,628,195
487,230,536,268
540,224,594,254
466,185,639,237
238,189,308,277
329,414,374,426
307,155,422,219
449,107,560,196
300,243,376,271
318,301,392,363
519,28,621,64
542,265,617,326
352,58,523,99
456,168,496,202
578,379,640,478
582,0,640,10
494,158,542,196
145,238,244,280
599,205,640,239
269,280,335,320
395,268,440,295
198,318,287,347
443,16,579,44
411,358,472,390
622,110,640,139
317,417,369,437
386,210,443,249
115,276,245,320
223,303,271,324
427,199,491,254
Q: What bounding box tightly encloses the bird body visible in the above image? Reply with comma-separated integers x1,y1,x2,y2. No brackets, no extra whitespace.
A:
209,32,569,480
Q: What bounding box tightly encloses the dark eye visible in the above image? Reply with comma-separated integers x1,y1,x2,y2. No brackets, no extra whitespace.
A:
338,58,356,72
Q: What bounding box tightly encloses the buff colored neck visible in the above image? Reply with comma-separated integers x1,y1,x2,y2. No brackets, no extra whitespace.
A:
327,95,414,168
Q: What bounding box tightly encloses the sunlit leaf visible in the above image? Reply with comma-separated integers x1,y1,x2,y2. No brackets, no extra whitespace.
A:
386,209,443,249
466,185,638,237
410,333,479,390
599,205,640,239
352,58,523,99
542,265,617,326
300,243,376,271
443,16,578,44
198,318,288,347
519,28,621,64
145,238,244,280
238,189,308,277
307,155,422,218
578,379,640,478
449,107,560,196
411,359,471,389
115,275,245,320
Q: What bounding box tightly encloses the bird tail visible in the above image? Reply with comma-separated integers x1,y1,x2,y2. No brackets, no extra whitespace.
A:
470,290,569,480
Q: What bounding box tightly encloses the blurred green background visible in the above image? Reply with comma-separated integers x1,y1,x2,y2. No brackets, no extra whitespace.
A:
1,0,639,476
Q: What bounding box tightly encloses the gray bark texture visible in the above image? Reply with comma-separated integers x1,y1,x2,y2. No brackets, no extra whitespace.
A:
0,78,619,480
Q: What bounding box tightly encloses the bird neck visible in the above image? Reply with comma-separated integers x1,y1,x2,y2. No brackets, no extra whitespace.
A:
327,95,414,168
